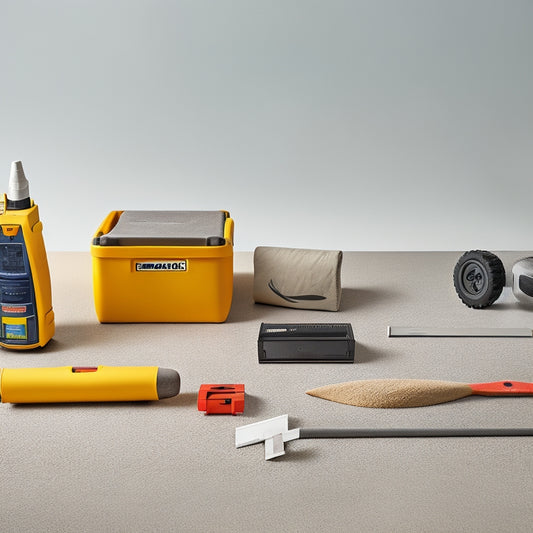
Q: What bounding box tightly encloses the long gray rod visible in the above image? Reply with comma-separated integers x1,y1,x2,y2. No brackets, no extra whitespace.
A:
388,326,533,337
299,428,533,439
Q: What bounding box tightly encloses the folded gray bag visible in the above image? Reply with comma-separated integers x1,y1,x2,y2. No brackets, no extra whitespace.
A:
253,246,343,311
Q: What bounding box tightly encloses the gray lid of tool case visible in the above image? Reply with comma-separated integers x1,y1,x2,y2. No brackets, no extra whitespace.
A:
96,210,227,246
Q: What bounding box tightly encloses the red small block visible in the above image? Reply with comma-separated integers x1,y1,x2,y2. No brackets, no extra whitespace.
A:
198,384,245,415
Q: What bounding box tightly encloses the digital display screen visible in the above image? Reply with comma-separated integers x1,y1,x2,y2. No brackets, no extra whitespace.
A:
0,244,25,274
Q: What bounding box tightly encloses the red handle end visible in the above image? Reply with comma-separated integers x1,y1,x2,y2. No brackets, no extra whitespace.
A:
469,381,533,396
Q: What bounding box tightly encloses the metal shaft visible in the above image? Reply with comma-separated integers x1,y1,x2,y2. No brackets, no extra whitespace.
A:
299,428,533,439
388,326,533,337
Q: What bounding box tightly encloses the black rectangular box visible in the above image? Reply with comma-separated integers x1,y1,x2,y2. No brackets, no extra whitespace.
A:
258,323,355,363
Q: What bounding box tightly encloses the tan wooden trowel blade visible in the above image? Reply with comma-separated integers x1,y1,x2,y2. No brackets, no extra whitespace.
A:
306,379,474,408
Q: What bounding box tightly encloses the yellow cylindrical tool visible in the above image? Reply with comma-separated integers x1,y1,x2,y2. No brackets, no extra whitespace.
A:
0,366,180,403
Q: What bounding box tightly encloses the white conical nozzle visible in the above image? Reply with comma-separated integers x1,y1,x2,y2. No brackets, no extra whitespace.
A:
8,160,30,202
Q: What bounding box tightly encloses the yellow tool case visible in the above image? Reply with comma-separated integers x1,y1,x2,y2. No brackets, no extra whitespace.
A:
91,210,234,323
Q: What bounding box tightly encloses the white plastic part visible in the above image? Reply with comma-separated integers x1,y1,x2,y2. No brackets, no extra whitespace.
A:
235,415,300,459
8,161,30,202
265,434,286,460
512,257,533,306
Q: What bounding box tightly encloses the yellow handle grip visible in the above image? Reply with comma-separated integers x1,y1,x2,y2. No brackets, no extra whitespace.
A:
0,366,161,403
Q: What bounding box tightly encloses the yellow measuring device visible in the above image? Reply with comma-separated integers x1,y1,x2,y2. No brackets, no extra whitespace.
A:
0,161,54,349
0,366,180,403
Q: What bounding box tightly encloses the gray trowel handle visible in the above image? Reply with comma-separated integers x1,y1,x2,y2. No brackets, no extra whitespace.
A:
299,428,533,439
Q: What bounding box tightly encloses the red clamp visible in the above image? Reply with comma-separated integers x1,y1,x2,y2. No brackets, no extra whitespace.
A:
198,384,245,415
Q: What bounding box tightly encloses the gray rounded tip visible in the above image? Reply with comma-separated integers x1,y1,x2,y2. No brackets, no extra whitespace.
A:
156,368,181,399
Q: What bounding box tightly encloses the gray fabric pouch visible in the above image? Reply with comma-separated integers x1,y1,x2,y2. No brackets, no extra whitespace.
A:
253,246,343,311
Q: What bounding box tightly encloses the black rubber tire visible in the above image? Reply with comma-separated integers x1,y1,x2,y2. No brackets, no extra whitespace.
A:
453,250,506,308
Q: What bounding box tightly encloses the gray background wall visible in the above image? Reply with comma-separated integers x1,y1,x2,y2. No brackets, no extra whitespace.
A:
1,0,532,252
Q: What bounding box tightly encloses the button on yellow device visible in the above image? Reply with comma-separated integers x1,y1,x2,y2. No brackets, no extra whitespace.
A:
1,225,20,237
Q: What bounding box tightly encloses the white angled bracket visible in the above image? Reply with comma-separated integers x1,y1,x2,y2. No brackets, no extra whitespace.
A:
235,414,300,460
